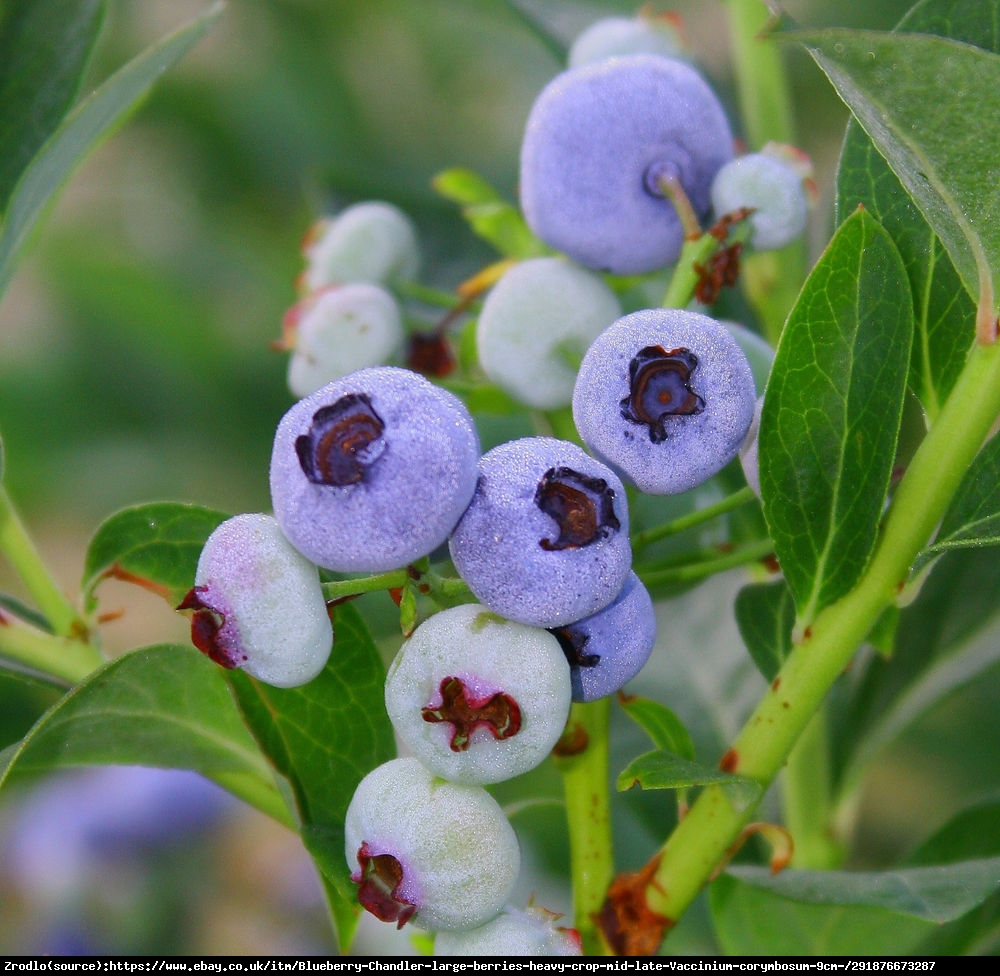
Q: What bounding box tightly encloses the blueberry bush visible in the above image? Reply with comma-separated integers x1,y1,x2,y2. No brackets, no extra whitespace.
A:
3,0,1000,957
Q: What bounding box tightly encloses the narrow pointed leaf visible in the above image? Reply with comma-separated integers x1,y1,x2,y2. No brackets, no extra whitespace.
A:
617,749,761,812
791,25,1000,315
759,207,913,626
0,643,288,824
0,1,224,297
619,695,695,760
0,0,106,208
734,579,795,682
82,502,228,611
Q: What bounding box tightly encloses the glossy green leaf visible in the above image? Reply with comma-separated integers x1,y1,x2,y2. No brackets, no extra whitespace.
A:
914,430,1000,570
619,695,695,761
0,1,224,298
759,207,912,627
788,23,1000,318
433,167,548,259
225,602,395,952
836,0,1000,418
734,579,795,682
82,502,229,611
711,858,1000,955
0,0,106,209
617,749,761,812
0,642,288,824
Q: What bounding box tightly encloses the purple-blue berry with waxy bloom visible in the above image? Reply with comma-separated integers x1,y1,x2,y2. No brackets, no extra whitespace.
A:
299,201,419,293
344,757,520,932
384,604,572,785
178,513,332,687
270,366,480,573
476,257,621,410
449,436,631,628
548,571,656,702
284,283,404,398
519,54,733,275
435,905,582,956
572,308,756,495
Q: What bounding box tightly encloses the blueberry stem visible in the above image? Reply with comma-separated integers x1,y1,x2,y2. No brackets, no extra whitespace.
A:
556,698,615,955
631,486,758,551
661,232,719,309
321,569,410,602
0,609,101,685
0,485,92,643
644,334,1000,943
636,537,774,587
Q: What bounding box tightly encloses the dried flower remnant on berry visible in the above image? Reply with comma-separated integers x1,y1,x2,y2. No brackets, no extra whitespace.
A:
295,393,386,487
535,466,621,550
549,625,600,669
621,346,705,443
352,842,417,929
177,586,243,670
421,676,523,752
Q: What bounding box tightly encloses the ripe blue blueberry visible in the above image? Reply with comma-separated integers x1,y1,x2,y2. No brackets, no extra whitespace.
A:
270,366,480,573
476,257,622,410
434,905,582,956
548,571,656,702
284,283,404,398
568,12,686,68
519,55,734,275
572,308,756,495
178,513,332,687
448,437,631,628
344,757,520,931
299,201,419,292
384,604,572,785
710,146,812,251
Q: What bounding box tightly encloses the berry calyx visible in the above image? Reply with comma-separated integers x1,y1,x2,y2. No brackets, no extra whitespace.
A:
421,676,523,752
294,393,386,487
353,842,417,929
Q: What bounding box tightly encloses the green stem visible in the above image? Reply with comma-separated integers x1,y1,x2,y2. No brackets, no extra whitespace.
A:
394,280,466,310
557,698,615,956
637,537,773,589
631,486,757,552
0,486,87,639
0,613,102,684
662,233,718,309
321,569,409,602
645,337,1000,934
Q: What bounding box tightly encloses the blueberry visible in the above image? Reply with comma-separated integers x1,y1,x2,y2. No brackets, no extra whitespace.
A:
285,283,404,398
344,757,520,932
572,309,756,495
177,514,332,687
270,367,480,573
710,146,812,251
519,55,733,275
568,12,686,68
739,395,764,499
384,604,572,785
299,201,419,292
434,905,582,956
722,320,775,396
476,257,621,410
548,571,656,702
448,437,631,628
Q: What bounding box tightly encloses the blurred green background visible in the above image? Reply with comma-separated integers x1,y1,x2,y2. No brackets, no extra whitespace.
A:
5,0,994,957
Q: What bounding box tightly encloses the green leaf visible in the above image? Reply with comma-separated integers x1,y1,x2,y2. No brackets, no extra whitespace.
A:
617,749,761,812
224,603,395,952
82,502,229,611
790,23,1000,318
618,695,695,761
711,859,1000,955
836,0,1000,419
433,167,548,259
734,579,795,682
0,1,224,298
0,0,106,209
759,207,913,627
0,642,289,824
914,430,1000,570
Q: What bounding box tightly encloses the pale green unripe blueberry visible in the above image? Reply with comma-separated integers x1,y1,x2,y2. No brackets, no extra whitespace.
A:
285,284,404,398
476,257,622,409
384,604,572,785
300,201,419,291
435,906,582,956
723,320,775,396
344,757,520,932
740,395,764,499
179,514,332,688
711,149,810,251
568,13,686,68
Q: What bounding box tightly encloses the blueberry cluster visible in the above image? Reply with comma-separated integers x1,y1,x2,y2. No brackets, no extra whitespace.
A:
179,9,807,953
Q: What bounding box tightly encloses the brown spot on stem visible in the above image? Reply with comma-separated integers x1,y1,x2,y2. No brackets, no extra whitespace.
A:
719,748,739,773
421,676,521,752
597,855,674,956
771,677,781,691
553,722,589,757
